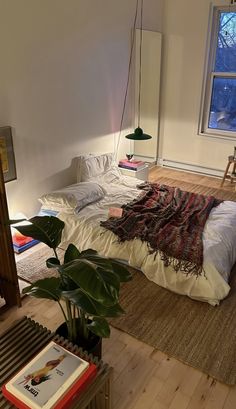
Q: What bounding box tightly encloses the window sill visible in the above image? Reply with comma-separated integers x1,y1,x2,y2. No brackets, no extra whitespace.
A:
198,130,236,141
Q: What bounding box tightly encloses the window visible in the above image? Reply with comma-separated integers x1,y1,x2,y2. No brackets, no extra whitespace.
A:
200,5,236,138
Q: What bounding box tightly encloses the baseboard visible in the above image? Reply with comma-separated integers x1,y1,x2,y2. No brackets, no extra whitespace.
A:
157,158,224,178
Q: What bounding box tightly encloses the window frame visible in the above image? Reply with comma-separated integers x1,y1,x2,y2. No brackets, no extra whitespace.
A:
199,4,236,139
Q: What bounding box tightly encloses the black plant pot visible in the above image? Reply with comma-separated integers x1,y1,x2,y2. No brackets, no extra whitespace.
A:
55,321,102,360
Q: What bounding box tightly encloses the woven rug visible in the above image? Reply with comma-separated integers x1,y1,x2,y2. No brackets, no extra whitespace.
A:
16,247,63,283
110,266,236,385
16,179,236,384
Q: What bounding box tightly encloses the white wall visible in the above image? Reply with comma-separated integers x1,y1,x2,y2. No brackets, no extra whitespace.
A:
0,0,163,217
159,0,234,175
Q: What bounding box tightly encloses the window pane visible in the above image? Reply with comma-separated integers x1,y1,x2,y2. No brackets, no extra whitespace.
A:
208,77,236,131
214,12,236,72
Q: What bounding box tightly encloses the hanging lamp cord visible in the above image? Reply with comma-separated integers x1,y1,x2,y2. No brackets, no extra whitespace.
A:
115,0,139,159
138,0,143,127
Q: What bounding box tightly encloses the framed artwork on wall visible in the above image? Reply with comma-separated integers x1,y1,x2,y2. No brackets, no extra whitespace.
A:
0,126,16,183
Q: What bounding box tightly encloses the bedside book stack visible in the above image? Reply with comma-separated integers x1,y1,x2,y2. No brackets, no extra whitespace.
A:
13,238,40,254
2,341,97,409
118,159,146,171
12,230,39,253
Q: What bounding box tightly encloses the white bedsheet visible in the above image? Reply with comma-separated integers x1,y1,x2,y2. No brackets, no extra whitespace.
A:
57,175,236,306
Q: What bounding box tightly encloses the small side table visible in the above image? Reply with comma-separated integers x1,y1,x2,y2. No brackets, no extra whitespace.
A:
119,165,149,181
221,155,236,187
0,317,113,409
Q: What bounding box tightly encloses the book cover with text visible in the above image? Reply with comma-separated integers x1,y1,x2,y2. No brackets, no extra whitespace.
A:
2,341,96,409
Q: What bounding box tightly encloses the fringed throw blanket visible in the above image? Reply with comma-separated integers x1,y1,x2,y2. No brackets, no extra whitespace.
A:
100,183,222,276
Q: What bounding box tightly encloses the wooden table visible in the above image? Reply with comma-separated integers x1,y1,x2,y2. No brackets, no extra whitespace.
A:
0,316,113,409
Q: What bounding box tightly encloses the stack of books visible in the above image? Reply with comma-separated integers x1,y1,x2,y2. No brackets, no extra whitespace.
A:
12,231,39,253
2,341,97,409
118,159,146,171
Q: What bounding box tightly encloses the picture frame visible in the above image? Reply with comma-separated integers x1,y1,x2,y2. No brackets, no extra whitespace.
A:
0,126,17,183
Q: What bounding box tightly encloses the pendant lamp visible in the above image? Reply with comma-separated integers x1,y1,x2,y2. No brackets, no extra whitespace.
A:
125,0,152,141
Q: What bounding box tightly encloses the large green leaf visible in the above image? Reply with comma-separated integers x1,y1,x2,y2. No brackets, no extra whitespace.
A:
77,251,131,282
62,289,125,317
79,249,97,257
59,259,120,306
109,260,132,282
59,270,79,292
78,250,116,272
64,243,81,263
86,317,110,338
71,249,131,283
11,216,64,249
22,277,61,301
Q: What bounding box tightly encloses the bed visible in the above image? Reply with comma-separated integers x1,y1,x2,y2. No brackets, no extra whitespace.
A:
39,153,236,306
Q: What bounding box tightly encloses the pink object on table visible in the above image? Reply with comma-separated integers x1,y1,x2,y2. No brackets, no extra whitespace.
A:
108,207,123,218
119,159,144,167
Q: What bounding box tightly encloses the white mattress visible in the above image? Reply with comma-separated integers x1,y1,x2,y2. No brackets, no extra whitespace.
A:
57,175,236,306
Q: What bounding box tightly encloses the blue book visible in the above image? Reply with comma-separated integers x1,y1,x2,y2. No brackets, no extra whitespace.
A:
13,239,39,254
38,209,59,217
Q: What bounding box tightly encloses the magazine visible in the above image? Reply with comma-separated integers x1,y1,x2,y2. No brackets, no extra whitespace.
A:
2,341,96,409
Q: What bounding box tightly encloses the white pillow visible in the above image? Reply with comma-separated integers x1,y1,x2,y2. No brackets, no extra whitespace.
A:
39,182,106,214
95,167,122,184
77,154,92,183
77,153,115,182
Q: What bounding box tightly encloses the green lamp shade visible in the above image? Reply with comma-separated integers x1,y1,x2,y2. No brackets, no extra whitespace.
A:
125,127,152,140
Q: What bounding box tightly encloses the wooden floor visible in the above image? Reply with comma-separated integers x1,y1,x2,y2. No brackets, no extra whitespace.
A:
1,166,236,409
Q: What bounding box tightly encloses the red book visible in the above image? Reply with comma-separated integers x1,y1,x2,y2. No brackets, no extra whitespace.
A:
13,239,39,254
12,231,34,247
2,341,97,409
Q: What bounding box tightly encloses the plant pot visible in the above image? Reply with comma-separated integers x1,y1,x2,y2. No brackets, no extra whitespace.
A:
55,321,102,360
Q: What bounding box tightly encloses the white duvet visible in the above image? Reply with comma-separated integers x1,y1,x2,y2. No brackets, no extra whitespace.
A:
57,174,236,306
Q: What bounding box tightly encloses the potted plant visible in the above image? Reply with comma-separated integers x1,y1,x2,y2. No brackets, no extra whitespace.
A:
12,215,132,358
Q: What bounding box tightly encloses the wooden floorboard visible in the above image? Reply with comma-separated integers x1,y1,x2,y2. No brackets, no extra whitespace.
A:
1,166,236,409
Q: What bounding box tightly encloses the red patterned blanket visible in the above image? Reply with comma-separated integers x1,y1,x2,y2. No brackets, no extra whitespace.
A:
100,183,222,276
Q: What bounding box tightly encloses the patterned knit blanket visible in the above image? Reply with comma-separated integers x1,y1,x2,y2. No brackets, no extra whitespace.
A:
100,183,222,276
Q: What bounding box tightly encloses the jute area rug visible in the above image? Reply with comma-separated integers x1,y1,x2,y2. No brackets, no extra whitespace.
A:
17,247,62,283
16,178,236,385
